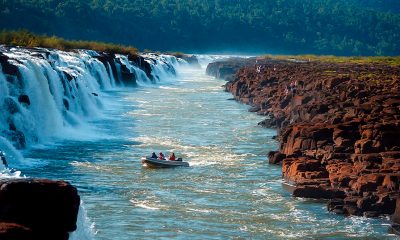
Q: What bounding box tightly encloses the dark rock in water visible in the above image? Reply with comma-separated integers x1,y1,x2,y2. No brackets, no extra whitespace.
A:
4,97,20,114
363,211,380,218
0,53,19,76
248,106,261,112
18,95,30,106
94,53,120,84
63,98,69,110
293,186,346,199
206,57,255,80
0,179,80,240
268,151,286,165
174,54,201,68
390,225,400,236
62,71,74,81
393,198,400,224
258,118,277,128
119,63,137,86
128,54,153,80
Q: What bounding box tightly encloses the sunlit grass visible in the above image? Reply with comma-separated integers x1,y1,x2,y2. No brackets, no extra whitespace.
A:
0,30,138,55
262,54,400,66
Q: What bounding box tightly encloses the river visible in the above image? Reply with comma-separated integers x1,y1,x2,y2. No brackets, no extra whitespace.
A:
15,63,395,239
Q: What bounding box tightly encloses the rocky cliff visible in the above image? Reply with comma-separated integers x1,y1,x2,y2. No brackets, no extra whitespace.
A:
209,57,400,218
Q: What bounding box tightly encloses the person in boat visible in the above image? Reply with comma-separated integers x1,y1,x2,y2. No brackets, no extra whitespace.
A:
0,151,8,168
169,152,176,161
151,152,157,159
158,152,165,160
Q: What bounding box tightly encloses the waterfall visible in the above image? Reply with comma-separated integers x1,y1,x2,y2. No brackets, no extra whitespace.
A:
0,47,187,166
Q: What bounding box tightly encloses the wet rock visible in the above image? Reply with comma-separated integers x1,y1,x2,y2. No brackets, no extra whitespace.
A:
63,98,69,110
172,54,201,68
18,95,30,106
206,57,255,79
268,151,286,164
0,53,19,76
258,118,277,128
0,179,80,240
293,186,346,199
248,106,261,112
128,54,153,80
62,71,74,81
393,198,400,224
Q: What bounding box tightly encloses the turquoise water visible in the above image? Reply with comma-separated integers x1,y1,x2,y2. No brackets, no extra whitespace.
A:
17,66,395,239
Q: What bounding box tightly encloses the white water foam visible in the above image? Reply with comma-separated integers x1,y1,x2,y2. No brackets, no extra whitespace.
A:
70,201,97,240
0,47,187,237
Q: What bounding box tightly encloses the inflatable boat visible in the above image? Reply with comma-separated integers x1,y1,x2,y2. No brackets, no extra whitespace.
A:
141,157,189,168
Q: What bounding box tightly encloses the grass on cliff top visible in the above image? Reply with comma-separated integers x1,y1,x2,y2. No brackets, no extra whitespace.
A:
0,30,138,55
262,54,400,66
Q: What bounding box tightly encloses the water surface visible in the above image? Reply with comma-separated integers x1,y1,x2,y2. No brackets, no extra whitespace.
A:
19,66,395,239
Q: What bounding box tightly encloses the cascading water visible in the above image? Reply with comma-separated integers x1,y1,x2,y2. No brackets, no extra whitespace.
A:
0,47,185,166
0,46,187,239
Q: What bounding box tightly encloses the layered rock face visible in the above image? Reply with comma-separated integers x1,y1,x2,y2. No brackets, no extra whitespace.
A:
218,58,400,217
0,179,80,240
206,57,255,80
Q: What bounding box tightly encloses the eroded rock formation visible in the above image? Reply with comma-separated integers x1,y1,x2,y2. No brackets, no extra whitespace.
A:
212,58,400,218
0,179,80,240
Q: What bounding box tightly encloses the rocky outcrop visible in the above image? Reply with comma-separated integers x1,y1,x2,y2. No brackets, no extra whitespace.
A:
172,54,201,68
218,58,400,218
206,57,256,80
0,179,80,240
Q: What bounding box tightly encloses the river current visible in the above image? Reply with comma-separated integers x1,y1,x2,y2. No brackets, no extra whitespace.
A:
14,63,395,239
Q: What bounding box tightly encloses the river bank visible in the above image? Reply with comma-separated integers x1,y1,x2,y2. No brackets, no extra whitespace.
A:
207,57,400,219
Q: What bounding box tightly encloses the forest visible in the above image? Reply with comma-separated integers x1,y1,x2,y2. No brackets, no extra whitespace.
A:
0,0,399,55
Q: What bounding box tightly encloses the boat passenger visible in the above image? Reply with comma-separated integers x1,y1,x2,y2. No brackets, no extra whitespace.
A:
169,153,176,161
158,152,165,160
151,152,157,159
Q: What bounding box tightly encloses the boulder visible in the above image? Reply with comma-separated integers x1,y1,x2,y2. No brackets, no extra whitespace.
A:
0,53,19,76
18,95,30,106
0,179,80,240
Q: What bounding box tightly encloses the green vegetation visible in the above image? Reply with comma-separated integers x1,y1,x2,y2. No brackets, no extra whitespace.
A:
262,54,400,66
0,0,399,55
0,30,138,55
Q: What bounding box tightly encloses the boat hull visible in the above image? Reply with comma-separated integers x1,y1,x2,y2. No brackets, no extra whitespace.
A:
141,157,189,168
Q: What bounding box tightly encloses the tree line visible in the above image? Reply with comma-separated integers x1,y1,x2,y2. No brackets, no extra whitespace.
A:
0,0,399,55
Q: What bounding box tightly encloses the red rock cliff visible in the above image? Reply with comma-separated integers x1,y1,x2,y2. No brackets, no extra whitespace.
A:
221,58,400,217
